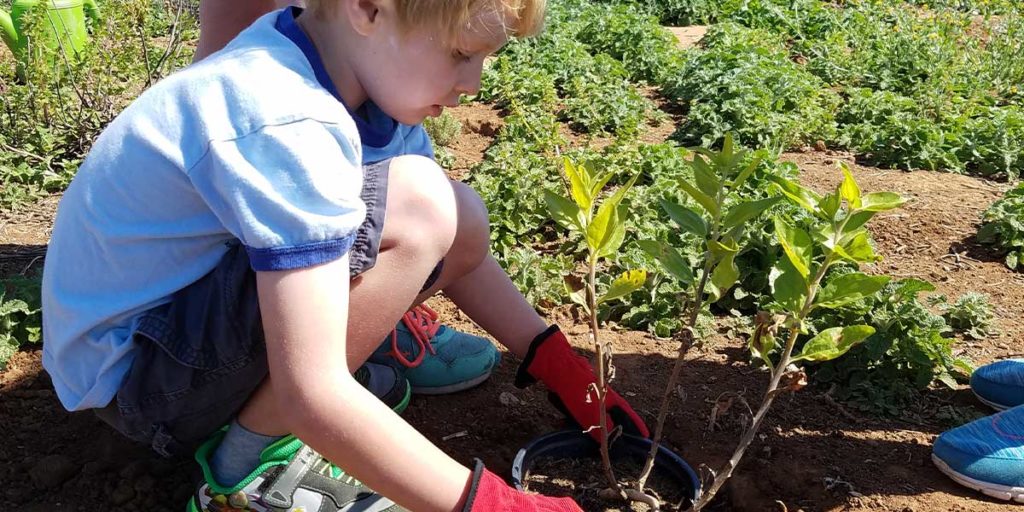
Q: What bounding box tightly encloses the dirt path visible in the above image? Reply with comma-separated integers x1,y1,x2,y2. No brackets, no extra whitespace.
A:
0,104,1020,511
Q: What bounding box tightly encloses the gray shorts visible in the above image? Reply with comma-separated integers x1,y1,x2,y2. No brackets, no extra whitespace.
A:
94,159,443,457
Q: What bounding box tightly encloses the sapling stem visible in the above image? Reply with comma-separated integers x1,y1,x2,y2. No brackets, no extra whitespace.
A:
692,213,848,510
634,251,713,492
587,256,623,496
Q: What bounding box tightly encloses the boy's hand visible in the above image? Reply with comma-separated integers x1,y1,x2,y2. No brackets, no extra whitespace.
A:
464,460,582,511
515,325,650,441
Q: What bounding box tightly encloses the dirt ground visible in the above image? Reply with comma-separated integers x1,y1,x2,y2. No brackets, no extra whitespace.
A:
1,101,1022,512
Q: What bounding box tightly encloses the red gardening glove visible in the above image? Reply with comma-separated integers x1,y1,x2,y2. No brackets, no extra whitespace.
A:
515,325,650,441
463,459,582,512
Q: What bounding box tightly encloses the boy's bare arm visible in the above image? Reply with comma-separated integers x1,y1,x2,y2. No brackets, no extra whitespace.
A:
255,255,473,512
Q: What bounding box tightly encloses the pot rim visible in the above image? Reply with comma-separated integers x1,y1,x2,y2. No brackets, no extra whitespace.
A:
511,429,701,503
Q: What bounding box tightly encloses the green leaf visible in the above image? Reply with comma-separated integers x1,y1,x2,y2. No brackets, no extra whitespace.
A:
893,278,936,299
937,372,959,390
600,269,648,305
770,258,807,312
859,192,905,212
839,164,862,209
722,197,780,230
691,155,720,200
774,217,813,278
660,199,708,237
729,156,762,191
544,190,583,232
834,230,879,263
588,169,614,207
563,158,592,213
793,325,875,362
708,237,739,264
769,175,820,214
843,210,875,232
569,288,589,314
1007,251,1020,269
815,273,890,309
678,178,719,217
707,251,739,303
587,175,639,258
596,206,628,259
637,240,694,285
819,192,841,220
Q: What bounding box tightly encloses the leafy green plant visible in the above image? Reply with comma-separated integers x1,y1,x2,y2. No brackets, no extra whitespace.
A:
573,3,681,84
0,0,197,209
499,247,573,311
810,278,973,415
663,23,840,150
689,164,905,509
0,274,43,371
943,292,996,340
544,157,648,502
423,110,462,148
633,134,780,504
560,56,659,137
468,139,561,257
977,182,1024,270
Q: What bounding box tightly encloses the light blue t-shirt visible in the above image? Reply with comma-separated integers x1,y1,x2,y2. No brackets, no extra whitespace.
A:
42,7,434,412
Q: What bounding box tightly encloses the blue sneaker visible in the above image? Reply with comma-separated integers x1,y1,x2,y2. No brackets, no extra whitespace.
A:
369,305,501,395
932,405,1024,503
972,359,1024,411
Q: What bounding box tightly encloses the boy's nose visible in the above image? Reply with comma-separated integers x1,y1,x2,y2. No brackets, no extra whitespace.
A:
456,68,482,96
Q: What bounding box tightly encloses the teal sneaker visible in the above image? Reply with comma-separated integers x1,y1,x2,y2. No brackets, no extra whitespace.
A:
189,432,409,511
932,405,1024,503
369,305,501,395
971,358,1024,411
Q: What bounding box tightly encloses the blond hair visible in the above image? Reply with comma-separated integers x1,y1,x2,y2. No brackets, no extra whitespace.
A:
307,0,546,42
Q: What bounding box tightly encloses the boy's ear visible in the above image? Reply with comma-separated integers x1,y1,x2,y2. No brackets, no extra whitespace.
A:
345,0,386,36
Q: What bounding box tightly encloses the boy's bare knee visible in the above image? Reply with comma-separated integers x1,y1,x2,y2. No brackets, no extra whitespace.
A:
384,156,458,259
447,181,490,272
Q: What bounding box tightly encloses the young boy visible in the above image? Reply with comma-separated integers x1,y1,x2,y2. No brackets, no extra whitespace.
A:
42,1,648,510
195,0,507,406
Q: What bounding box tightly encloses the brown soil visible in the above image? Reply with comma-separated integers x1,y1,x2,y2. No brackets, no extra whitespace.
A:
525,455,687,512
2,106,1022,511
667,26,709,50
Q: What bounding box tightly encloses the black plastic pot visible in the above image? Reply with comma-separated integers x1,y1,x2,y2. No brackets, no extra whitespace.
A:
511,430,701,505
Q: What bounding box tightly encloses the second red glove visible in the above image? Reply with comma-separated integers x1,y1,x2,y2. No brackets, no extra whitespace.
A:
463,459,582,512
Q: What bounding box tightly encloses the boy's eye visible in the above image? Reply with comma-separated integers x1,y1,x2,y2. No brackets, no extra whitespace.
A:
452,49,472,63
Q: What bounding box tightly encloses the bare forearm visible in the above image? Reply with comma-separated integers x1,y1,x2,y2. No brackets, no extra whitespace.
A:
443,254,547,358
283,377,472,512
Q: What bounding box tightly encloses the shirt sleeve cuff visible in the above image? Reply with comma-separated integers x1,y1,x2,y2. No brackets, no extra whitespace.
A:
245,235,355,271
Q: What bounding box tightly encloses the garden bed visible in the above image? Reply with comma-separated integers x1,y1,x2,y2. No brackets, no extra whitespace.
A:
1,100,1021,510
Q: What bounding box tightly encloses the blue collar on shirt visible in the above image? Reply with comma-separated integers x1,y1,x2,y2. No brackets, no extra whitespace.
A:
275,6,396,147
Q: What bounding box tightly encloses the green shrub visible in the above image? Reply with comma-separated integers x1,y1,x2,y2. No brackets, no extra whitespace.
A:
573,3,681,83
0,0,197,209
809,278,973,416
468,140,560,257
943,292,996,339
977,182,1024,270
423,110,462,147
664,23,840,149
0,274,43,371
560,55,658,137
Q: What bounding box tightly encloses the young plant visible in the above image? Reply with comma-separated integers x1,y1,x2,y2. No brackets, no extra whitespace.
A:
544,158,647,499
691,164,905,509
943,292,995,340
635,134,780,505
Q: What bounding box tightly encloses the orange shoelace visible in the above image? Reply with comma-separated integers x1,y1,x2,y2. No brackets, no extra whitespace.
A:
389,304,441,368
